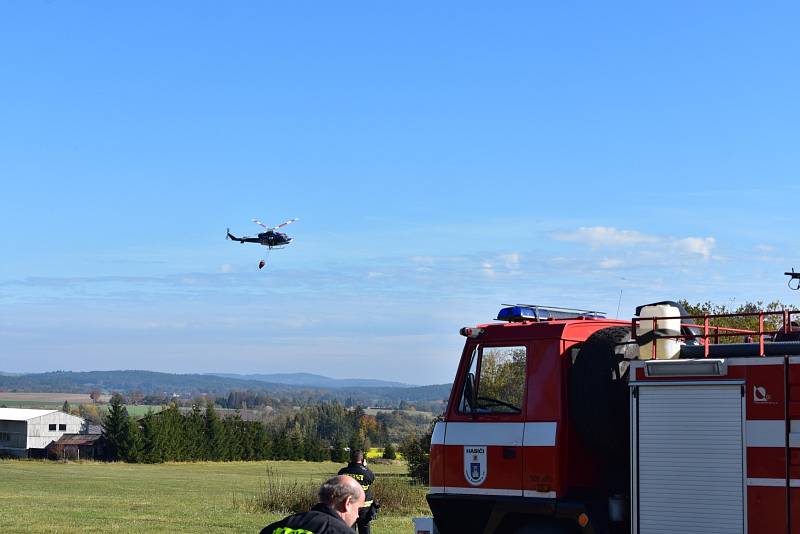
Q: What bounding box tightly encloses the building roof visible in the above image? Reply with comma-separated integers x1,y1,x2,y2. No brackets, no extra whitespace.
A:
0,408,58,421
50,434,103,446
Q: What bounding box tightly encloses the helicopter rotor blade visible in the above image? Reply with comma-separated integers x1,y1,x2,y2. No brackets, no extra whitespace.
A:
252,218,269,229
271,217,299,230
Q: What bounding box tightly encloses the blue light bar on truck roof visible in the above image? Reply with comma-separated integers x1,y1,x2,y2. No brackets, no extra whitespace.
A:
497,306,541,321
496,304,606,322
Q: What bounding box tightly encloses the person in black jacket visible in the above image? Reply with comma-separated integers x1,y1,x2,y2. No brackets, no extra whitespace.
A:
337,450,377,534
259,475,365,534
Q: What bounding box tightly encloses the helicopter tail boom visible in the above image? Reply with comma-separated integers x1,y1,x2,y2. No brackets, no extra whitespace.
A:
226,229,244,243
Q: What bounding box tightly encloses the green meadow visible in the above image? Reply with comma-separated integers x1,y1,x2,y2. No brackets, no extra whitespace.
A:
0,459,424,534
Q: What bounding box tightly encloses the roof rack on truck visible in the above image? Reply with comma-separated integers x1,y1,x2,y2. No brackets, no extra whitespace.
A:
632,303,800,359
497,303,606,322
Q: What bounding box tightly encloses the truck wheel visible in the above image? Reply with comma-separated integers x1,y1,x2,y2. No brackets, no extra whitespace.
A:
511,518,580,534
569,326,638,459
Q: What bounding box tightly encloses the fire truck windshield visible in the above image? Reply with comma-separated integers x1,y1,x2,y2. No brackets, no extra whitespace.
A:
458,345,526,414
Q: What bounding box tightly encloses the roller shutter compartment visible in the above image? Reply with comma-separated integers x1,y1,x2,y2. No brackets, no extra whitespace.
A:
635,384,744,534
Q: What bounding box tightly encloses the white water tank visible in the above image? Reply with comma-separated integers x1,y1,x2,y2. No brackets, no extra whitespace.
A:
637,303,682,359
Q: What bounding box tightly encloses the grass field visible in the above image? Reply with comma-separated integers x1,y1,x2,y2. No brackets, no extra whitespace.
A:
0,459,425,534
120,405,164,417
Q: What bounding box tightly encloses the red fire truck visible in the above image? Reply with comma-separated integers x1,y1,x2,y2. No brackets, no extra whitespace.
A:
425,302,800,534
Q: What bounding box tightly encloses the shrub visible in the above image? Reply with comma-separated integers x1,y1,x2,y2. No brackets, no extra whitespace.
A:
382,443,397,460
399,432,430,484
236,468,428,517
372,476,428,516
237,467,317,514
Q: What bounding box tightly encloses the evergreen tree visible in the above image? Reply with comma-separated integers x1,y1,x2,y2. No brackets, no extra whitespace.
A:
224,413,244,461
141,410,168,463
204,400,227,461
62,400,70,414
330,436,348,463
303,433,328,461
288,424,304,461
102,393,130,461
250,422,271,460
121,416,143,462
348,432,365,454
272,429,291,460
238,420,255,460
159,404,187,461
399,418,438,484
185,404,205,461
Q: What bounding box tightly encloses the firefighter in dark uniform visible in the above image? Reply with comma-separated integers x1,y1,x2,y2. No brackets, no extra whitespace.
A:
337,450,377,534
260,475,365,534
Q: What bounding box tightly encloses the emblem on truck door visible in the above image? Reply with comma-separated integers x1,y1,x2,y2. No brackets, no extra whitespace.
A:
753,385,775,404
464,446,487,485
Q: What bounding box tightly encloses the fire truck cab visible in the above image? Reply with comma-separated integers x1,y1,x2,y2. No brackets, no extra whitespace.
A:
427,302,800,534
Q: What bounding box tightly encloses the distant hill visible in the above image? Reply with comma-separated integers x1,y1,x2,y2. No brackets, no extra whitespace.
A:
211,372,411,389
0,370,451,406
0,370,287,396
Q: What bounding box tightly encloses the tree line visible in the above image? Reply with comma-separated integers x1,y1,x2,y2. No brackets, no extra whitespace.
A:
101,394,392,463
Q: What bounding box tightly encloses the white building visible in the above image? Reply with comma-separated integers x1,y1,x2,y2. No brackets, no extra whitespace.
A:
0,408,85,458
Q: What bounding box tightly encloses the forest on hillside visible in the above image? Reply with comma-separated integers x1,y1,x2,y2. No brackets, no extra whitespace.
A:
101,395,434,466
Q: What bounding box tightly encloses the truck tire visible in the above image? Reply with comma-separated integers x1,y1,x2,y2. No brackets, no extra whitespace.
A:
511,518,580,534
569,326,637,461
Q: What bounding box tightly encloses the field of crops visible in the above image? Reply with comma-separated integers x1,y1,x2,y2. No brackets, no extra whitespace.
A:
0,392,160,417
0,459,426,534
0,391,110,402
0,391,107,409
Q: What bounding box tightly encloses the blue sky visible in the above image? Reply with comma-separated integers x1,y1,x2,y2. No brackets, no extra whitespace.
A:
1,2,799,384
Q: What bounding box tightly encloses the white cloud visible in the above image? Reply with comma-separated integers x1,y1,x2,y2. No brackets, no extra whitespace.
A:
481,261,495,278
553,226,658,248
553,226,716,261
367,271,385,279
410,256,437,266
599,258,625,269
754,244,775,252
501,253,521,272
479,253,522,279
674,237,715,260
220,264,234,273
756,255,784,264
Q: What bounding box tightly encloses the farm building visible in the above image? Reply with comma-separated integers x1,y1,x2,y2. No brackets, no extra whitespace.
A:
0,408,85,458
47,433,106,461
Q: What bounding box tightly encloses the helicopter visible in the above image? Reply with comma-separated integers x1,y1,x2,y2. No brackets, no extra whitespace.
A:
227,218,298,269
787,268,800,290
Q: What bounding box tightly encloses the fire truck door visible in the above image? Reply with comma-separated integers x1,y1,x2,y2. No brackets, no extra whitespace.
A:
443,344,527,495
444,421,524,495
